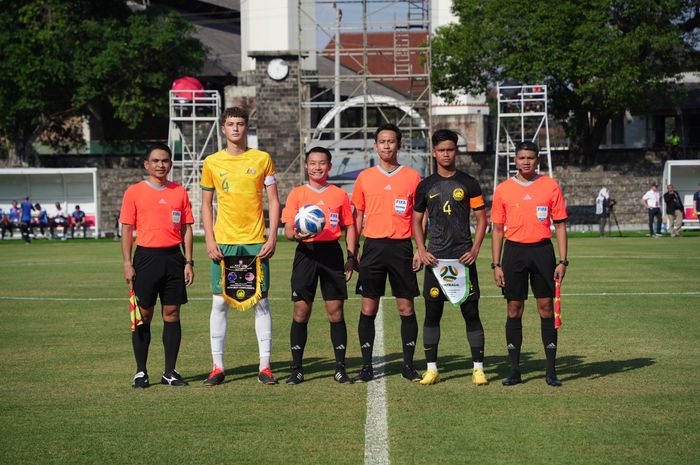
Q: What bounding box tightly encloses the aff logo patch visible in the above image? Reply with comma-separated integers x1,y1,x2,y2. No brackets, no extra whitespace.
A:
536,206,549,222
246,168,257,175
329,212,339,228
452,188,465,201
171,211,181,224
395,198,408,214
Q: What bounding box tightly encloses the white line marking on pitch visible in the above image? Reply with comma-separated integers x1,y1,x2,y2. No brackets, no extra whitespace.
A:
364,298,389,465
2,291,699,302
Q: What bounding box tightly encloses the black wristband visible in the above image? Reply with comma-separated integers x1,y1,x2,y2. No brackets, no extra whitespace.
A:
490,262,501,269
185,260,194,267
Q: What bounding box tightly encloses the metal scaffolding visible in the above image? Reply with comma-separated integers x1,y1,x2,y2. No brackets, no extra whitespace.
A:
297,0,432,188
494,84,553,189
167,90,222,234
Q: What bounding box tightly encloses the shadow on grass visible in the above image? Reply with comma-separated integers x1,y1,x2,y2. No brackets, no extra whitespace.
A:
184,354,406,384
185,351,655,385
413,352,655,384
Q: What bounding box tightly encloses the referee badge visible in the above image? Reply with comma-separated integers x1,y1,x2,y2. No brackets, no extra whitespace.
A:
329,212,339,228
394,198,408,214
171,210,181,224
452,188,465,201
536,206,549,221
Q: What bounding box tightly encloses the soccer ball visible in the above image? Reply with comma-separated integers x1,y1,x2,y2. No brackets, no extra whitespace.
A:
294,205,326,235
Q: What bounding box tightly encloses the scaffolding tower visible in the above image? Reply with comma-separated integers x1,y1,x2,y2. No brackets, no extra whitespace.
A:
297,0,432,188
494,84,553,189
167,90,222,234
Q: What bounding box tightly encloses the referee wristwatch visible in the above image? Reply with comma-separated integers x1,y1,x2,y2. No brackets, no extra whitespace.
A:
490,262,501,270
558,259,569,266
185,260,194,267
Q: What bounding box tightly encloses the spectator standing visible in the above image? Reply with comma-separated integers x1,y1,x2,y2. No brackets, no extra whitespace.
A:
663,184,684,237
694,183,700,219
595,188,610,237
20,197,34,244
641,182,662,237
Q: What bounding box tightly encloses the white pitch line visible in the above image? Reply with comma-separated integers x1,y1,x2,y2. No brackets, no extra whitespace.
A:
2,291,700,302
364,298,389,465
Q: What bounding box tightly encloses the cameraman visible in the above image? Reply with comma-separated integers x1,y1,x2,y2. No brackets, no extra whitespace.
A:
595,188,611,237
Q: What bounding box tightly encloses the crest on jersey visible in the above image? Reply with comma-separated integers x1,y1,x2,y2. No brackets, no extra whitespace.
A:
329,212,339,228
536,206,549,222
395,198,408,214
452,188,465,201
171,210,181,224
430,287,440,298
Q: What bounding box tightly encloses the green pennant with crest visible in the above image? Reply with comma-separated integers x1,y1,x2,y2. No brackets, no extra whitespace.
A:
431,259,470,307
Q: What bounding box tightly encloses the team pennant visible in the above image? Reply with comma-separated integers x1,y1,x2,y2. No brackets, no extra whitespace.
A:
554,278,563,329
431,259,470,307
221,255,263,311
129,289,143,332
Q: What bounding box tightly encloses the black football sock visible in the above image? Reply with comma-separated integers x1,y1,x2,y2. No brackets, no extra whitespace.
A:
132,322,151,373
423,300,444,364
162,321,181,373
290,320,308,369
461,301,485,364
330,320,347,365
541,316,558,377
505,316,523,375
358,313,376,367
400,313,418,367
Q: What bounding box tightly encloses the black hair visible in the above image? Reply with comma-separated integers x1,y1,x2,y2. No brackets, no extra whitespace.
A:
145,143,172,160
515,140,539,155
432,129,459,147
374,123,402,144
305,146,332,162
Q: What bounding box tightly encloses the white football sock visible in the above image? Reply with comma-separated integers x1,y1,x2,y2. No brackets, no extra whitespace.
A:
209,294,228,370
473,361,484,370
254,298,272,370
427,362,438,372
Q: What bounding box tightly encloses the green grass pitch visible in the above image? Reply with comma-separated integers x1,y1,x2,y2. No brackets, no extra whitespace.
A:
0,234,698,465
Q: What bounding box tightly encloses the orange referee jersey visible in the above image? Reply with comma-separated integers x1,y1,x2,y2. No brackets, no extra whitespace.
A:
490,175,567,243
120,181,194,248
352,165,421,240
282,183,353,242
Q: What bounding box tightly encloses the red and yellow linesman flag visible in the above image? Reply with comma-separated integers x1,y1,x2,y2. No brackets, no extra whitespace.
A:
129,289,143,332
554,278,563,329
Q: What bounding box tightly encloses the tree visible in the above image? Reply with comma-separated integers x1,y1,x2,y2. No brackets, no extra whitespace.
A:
431,0,700,163
0,0,206,166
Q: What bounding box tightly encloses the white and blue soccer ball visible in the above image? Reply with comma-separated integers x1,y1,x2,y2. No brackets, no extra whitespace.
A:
294,205,326,235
